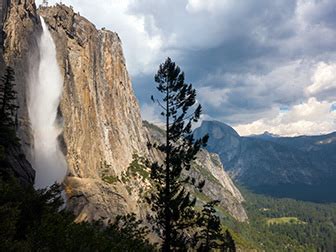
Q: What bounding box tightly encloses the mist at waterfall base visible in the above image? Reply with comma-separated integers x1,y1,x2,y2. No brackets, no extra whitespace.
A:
28,17,67,189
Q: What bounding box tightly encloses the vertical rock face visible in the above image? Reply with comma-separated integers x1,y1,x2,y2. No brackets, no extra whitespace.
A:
0,0,8,74
39,5,147,178
0,0,7,56
0,139,35,185
38,5,149,221
193,150,248,222
0,0,9,54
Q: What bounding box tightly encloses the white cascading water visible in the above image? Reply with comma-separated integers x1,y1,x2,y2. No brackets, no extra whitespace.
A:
28,17,67,188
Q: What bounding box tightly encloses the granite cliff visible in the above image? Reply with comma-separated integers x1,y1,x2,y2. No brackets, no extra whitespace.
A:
37,5,151,221
1,1,248,222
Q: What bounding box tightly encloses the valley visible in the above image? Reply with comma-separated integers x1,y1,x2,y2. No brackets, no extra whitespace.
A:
226,188,336,251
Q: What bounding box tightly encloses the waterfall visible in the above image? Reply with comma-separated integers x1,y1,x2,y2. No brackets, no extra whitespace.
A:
28,17,67,188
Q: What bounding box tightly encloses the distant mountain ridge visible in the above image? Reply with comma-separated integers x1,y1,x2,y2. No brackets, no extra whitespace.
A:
194,120,336,202
249,131,280,139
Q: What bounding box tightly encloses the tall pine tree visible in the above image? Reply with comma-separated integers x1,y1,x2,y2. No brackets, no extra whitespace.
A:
196,201,236,252
147,57,208,251
0,67,18,126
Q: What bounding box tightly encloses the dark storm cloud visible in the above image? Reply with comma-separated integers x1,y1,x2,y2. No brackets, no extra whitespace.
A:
128,0,336,126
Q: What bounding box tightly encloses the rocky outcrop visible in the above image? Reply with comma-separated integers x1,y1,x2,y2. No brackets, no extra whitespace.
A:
194,121,241,171
0,0,9,54
0,136,35,185
0,0,8,62
192,150,247,222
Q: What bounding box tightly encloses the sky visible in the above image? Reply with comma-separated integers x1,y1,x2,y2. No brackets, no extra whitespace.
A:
36,0,336,136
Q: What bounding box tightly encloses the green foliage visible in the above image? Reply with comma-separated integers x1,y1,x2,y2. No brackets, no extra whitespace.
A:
0,175,155,251
100,161,120,184
0,66,18,127
102,175,120,184
127,154,150,180
108,213,153,250
221,187,336,251
147,57,209,251
0,112,22,181
0,67,21,152
120,154,150,187
0,125,19,146
266,216,306,225
246,189,336,251
195,201,236,251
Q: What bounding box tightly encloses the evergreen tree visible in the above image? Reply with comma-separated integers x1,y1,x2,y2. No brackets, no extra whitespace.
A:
222,229,236,252
197,200,222,251
0,175,155,251
196,201,236,252
0,67,18,126
147,57,208,251
108,213,152,250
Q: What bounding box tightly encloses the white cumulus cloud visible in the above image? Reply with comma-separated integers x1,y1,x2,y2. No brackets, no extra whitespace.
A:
186,0,230,13
307,62,336,100
234,98,336,136
141,103,163,124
